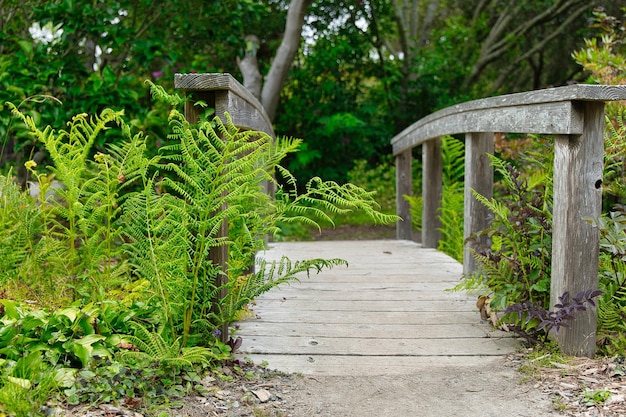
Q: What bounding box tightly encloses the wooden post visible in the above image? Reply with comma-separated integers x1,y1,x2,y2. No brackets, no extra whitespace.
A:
551,102,604,357
422,138,443,248
396,149,413,240
463,132,494,275
179,88,229,343
175,73,275,343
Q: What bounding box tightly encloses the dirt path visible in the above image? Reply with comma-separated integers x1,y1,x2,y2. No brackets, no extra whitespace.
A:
282,359,556,417
152,354,559,417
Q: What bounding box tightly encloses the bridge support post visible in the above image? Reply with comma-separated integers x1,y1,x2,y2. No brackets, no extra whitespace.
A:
551,102,604,357
422,137,443,248
396,149,413,240
463,132,494,275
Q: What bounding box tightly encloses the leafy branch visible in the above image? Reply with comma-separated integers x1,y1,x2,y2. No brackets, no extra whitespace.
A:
504,289,603,336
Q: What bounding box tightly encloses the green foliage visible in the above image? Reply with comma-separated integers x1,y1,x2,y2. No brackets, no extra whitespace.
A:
594,208,626,355
5,105,136,304
437,137,465,261
220,256,348,324
582,389,611,406
347,158,397,214
118,322,229,368
0,300,135,368
573,8,626,206
457,153,553,311
61,357,209,407
1,83,396,412
0,351,58,417
405,136,464,262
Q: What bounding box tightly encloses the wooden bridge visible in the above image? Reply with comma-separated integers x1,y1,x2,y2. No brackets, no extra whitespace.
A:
175,73,626,366
236,239,517,376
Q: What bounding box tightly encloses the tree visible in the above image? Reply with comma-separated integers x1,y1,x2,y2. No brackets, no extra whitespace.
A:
238,0,312,121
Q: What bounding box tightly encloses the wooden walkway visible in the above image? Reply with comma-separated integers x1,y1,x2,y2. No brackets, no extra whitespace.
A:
236,240,519,376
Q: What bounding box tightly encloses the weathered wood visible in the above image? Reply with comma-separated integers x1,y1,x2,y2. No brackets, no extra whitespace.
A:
389,84,626,356
393,102,581,154
422,137,443,247
246,309,482,325
241,335,517,357
178,90,229,343
551,102,605,357
175,73,275,137
237,354,512,376
237,240,519,375
395,149,413,240
391,84,626,155
176,73,276,343
253,298,474,312
239,322,500,339
259,286,470,299
463,132,494,275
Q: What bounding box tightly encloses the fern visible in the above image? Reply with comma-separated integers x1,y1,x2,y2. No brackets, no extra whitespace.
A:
595,209,626,354
119,322,226,367
219,257,347,324
4,83,398,355
460,152,553,311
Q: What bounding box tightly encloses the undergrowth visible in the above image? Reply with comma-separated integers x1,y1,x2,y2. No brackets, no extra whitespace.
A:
0,83,396,414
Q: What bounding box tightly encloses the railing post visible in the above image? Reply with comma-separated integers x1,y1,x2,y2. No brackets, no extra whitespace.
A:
463,132,494,275
396,149,413,240
176,81,229,343
551,102,604,357
422,138,443,248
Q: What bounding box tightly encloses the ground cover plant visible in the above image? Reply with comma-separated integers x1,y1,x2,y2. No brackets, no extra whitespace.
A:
0,83,396,415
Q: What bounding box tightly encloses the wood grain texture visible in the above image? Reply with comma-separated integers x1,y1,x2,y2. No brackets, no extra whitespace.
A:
395,150,413,240
422,138,442,247
175,73,274,137
551,102,604,357
391,84,626,155
236,240,519,375
463,132,494,275
235,354,514,376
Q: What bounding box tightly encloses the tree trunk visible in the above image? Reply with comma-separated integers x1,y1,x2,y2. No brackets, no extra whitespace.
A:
237,0,311,122
260,0,312,121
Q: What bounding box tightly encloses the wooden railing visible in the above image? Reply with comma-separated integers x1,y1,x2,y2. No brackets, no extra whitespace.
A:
175,73,275,341
391,84,626,357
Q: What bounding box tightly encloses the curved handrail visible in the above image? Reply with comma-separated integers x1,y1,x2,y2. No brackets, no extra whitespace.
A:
392,84,626,155
390,83,626,357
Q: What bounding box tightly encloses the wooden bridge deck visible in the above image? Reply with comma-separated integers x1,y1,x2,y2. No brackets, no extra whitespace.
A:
236,240,519,376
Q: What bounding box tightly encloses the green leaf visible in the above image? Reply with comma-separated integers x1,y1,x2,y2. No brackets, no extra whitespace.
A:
1,299,20,321
56,307,79,322
17,40,33,56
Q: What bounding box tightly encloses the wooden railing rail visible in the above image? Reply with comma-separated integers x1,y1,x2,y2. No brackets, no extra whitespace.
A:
391,84,626,357
175,73,275,341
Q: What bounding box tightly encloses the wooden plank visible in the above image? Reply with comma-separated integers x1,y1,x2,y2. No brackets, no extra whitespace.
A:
258,287,470,300
237,322,510,339
393,102,579,154
234,354,512,376
551,102,604,357
239,335,518,356
395,149,413,240
463,132,494,275
236,240,520,376
242,310,482,325
263,272,462,283
391,84,626,155
422,138,443,247
252,298,474,312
